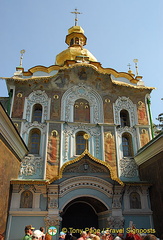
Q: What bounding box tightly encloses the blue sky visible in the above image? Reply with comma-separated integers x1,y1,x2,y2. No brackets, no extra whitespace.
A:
0,0,162,124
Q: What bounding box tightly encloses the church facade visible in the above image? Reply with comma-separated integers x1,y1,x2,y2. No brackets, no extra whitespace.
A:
2,24,155,240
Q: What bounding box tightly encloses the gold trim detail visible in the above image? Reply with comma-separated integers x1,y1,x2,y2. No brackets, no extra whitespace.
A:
53,95,59,99
105,98,110,103
83,133,90,140
17,93,22,97
49,149,124,186
3,63,155,90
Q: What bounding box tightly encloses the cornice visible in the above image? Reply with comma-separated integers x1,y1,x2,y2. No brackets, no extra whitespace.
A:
21,65,60,76
111,79,155,90
123,209,153,215
9,211,48,216
2,63,155,90
10,179,49,185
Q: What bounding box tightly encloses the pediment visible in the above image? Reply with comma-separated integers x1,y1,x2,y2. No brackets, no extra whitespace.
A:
63,155,110,175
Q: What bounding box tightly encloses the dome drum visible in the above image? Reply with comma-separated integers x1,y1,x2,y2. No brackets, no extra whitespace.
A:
65,32,87,47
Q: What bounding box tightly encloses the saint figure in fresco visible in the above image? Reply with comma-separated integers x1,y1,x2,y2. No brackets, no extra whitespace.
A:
47,130,58,164
104,132,116,167
137,101,148,125
140,129,149,147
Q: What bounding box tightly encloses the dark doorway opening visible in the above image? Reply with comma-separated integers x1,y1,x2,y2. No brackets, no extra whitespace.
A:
61,197,107,238
62,202,97,238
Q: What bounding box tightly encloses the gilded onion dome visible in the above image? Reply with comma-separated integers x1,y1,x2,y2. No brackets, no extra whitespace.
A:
55,25,97,66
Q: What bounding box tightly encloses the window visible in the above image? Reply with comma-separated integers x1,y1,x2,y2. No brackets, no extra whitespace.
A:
130,192,141,209
120,110,130,127
74,99,90,123
75,37,79,44
20,190,33,208
28,128,41,154
70,38,74,46
76,131,87,155
122,133,133,157
32,104,42,122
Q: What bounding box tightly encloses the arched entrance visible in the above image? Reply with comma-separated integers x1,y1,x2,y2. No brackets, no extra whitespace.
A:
61,197,107,237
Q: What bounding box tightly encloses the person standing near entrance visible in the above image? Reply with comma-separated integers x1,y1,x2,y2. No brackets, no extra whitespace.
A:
78,232,87,240
114,233,124,240
40,227,45,240
23,225,35,240
59,232,66,240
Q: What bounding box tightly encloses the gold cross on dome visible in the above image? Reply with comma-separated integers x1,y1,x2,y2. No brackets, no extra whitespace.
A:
71,8,82,26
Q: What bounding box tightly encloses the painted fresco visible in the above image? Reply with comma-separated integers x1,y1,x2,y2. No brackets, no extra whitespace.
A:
140,129,150,147
137,101,148,125
104,131,119,180
103,97,112,123
50,92,61,120
12,93,25,118
74,98,90,123
46,130,59,180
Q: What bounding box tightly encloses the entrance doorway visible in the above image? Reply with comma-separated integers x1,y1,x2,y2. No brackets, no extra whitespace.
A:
61,197,107,237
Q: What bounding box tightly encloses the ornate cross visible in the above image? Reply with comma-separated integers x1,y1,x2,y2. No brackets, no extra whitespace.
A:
19,49,25,67
71,8,82,26
127,63,131,70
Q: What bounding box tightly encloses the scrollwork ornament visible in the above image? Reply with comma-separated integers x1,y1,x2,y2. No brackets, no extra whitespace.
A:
44,215,62,227
19,155,43,177
107,216,124,229
117,126,136,137
120,158,138,177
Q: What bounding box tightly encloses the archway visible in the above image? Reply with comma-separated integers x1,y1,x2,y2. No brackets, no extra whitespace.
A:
61,197,107,237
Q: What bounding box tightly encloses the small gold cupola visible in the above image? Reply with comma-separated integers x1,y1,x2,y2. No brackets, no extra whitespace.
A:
55,11,97,66
65,25,87,47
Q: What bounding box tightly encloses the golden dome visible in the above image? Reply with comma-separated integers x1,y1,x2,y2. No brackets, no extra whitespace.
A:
68,26,84,34
55,25,97,66
56,46,97,66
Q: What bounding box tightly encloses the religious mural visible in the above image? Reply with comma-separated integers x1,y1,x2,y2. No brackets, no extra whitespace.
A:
46,130,59,180
50,94,60,120
137,101,148,125
74,98,90,123
104,132,116,166
12,93,24,118
103,97,111,123
140,129,150,147
20,190,33,208
104,131,119,180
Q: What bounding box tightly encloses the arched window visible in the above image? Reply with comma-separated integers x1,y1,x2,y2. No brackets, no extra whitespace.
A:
70,38,74,46
74,99,90,123
75,37,79,44
122,133,133,157
130,192,141,209
120,110,130,127
20,190,33,208
32,104,42,122
28,128,41,154
76,131,87,155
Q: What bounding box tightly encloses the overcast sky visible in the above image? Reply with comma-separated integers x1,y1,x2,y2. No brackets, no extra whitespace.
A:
0,0,162,124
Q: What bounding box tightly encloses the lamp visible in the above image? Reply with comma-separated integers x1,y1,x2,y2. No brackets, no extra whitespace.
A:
83,163,88,170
